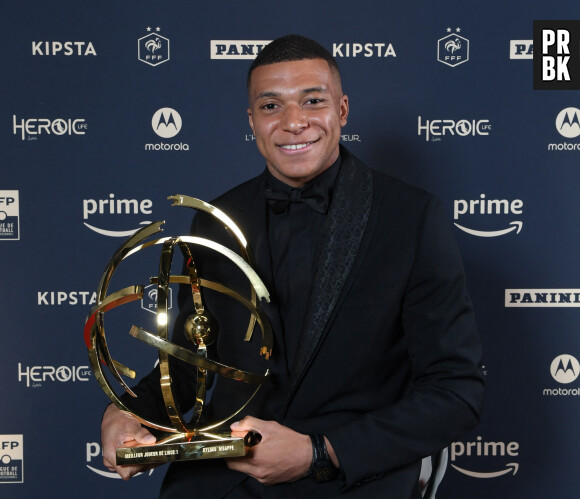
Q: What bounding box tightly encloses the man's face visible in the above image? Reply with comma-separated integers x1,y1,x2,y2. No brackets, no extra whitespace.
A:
247,58,349,187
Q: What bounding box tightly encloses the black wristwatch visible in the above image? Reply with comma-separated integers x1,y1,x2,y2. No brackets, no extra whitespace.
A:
308,434,337,482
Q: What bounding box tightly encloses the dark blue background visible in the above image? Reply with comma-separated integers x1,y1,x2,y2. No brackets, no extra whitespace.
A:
1,1,579,497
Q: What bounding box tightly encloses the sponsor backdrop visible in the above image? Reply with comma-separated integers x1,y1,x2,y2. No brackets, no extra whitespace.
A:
1,0,579,497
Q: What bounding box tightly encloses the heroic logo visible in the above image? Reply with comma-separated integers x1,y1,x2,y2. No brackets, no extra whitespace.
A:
555,107,580,139
437,28,469,67
450,436,519,479
18,363,91,388
453,195,523,238
13,115,87,141
138,27,170,66
151,108,182,138
418,117,491,141
550,354,580,384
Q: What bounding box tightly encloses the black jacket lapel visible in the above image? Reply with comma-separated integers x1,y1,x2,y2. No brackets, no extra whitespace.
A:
283,147,374,413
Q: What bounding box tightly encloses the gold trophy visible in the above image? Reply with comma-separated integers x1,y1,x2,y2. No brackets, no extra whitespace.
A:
84,195,272,465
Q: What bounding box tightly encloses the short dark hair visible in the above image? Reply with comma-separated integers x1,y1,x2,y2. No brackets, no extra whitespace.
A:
247,34,341,89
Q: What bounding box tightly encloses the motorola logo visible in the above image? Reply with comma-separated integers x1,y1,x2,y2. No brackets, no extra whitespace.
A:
547,107,580,151
152,108,182,138
555,107,580,139
146,108,189,151
550,354,579,384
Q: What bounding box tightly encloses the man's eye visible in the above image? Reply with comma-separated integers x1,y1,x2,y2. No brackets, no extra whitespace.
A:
306,98,323,105
262,103,277,110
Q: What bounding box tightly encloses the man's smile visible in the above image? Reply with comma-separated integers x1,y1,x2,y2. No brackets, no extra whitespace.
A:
279,140,318,151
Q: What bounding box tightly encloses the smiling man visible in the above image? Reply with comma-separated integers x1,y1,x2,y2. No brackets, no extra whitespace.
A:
101,35,485,498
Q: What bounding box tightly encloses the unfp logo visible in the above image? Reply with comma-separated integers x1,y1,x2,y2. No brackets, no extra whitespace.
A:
437,27,469,67
0,435,24,483
138,27,170,66
0,190,19,241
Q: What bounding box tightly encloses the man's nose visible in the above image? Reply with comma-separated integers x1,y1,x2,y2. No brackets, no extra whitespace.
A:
281,104,308,132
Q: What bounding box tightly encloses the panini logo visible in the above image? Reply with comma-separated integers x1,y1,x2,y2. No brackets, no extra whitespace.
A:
510,40,533,59
210,40,270,59
505,289,580,307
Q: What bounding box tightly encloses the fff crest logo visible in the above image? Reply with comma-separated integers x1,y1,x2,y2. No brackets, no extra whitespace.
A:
138,27,170,66
437,27,469,67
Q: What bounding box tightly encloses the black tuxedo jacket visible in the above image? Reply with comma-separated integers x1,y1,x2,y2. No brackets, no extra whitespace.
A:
127,146,485,498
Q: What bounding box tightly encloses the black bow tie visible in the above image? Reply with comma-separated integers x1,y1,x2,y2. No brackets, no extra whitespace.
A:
265,182,329,214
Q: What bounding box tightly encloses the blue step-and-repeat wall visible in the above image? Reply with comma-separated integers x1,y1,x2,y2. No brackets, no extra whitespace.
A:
1,1,579,497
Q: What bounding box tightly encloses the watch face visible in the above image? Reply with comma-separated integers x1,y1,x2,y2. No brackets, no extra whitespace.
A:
314,467,334,481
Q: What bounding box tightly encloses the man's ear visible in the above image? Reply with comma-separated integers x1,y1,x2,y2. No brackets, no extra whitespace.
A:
247,108,255,134
339,94,349,127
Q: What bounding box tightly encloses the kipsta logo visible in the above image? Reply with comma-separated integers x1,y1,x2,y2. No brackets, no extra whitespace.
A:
437,27,469,67
32,41,96,56
550,354,580,384
332,42,396,58
152,108,182,138
453,195,523,238
138,27,170,66
555,107,580,139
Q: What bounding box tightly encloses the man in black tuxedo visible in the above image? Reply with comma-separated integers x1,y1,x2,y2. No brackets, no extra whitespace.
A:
101,34,485,498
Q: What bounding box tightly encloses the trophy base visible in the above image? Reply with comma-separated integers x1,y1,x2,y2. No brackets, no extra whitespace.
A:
116,432,246,465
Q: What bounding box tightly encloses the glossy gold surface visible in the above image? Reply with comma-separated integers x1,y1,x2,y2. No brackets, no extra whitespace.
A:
84,195,272,462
